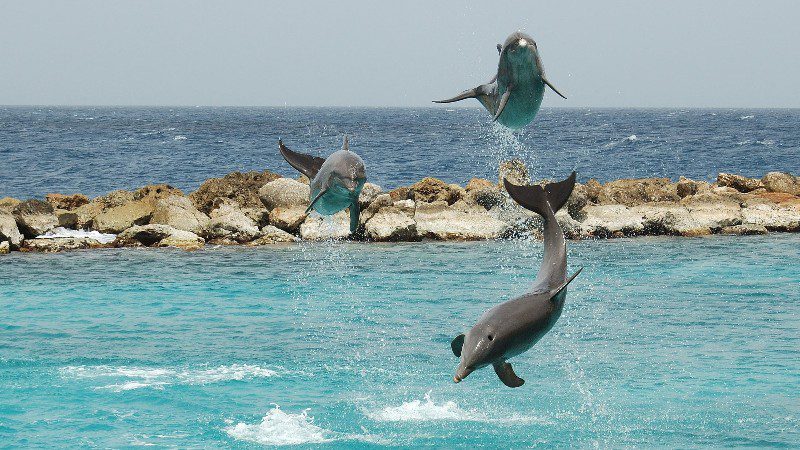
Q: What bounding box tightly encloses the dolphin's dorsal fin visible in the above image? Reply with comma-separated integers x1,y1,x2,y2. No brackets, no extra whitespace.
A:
451,334,465,357
493,361,525,388
549,267,583,301
342,135,349,152
279,140,326,179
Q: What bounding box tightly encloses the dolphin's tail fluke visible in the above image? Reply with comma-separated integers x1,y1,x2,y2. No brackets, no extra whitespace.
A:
503,171,576,217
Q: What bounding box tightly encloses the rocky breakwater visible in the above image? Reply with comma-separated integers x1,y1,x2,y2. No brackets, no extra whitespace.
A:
1,167,799,254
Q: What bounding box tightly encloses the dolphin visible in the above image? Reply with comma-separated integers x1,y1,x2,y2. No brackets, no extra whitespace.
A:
434,31,566,129
451,172,581,388
279,136,366,234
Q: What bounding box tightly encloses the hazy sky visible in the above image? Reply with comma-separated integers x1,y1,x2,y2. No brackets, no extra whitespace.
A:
2,1,798,107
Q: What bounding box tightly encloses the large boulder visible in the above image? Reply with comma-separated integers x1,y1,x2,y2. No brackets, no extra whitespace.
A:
190,170,281,214
364,206,418,241
634,200,743,237
0,240,8,254
258,178,310,210
740,203,800,231
45,193,89,210
676,176,710,198
565,182,588,220
407,178,460,204
388,186,410,202
359,194,394,224
0,197,21,213
584,179,603,204
465,178,504,210
21,237,104,252
116,224,204,250
248,225,299,245
717,173,763,193
414,200,508,240
761,172,800,196
205,203,261,244
150,195,210,234
12,200,59,238
720,224,768,235
358,182,383,208
268,206,308,233
597,178,679,206
581,205,645,237
0,212,24,249
55,209,79,229
299,211,351,240
91,200,153,234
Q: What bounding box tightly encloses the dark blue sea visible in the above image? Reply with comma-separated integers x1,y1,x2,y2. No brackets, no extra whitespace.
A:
1,107,798,199
1,107,799,447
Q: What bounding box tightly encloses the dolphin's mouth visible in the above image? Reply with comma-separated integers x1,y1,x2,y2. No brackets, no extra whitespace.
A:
453,367,473,383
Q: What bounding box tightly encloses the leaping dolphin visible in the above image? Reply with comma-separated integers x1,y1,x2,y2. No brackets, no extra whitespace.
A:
434,31,566,129
279,136,366,234
451,172,581,388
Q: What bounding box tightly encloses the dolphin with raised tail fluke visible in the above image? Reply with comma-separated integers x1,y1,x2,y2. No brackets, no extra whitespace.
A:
434,31,566,129
279,136,366,234
451,171,581,388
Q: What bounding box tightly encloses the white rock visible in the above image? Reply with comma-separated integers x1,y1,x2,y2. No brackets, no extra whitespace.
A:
414,200,508,240
258,178,310,209
300,211,351,240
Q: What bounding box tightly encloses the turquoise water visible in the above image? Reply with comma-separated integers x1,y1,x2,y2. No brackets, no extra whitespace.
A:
1,235,799,447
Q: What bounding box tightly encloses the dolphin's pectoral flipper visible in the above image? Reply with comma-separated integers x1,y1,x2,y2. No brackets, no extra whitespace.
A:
305,189,327,214
451,334,465,357
492,88,512,122
493,361,525,388
348,201,360,234
542,77,567,99
434,83,495,110
549,267,583,301
279,140,326,179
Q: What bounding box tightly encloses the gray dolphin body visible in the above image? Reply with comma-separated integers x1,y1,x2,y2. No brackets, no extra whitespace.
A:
451,172,581,388
435,31,566,129
279,136,366,234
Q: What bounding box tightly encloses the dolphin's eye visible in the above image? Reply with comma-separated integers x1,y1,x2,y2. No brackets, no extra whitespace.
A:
487,335,494,341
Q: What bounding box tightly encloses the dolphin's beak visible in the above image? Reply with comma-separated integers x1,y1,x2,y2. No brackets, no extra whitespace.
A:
342,179,358,192
453,366,473,383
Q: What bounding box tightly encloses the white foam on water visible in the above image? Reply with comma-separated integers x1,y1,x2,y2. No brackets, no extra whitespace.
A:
364,391,552,424
757,139,775,146
173,135,187,141
225,406,381,446
740,115,754,120
225,407,332,445
38,227,117,244
60,364,279,390
603,134,639,149
627,134,638,141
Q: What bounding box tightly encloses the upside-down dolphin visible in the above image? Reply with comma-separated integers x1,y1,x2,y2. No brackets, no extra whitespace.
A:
434,31,566,129
279,136,366,234
451,172,581,388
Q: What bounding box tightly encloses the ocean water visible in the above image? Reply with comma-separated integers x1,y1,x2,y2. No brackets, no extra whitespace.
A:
1,235,799,447
1,107,799,199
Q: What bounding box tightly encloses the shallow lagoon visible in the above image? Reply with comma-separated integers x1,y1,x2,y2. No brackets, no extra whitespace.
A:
1,235,798,447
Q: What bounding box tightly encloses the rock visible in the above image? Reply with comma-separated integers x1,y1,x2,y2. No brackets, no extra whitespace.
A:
300,211,351,240
465,178,504,210
157,229,205,250
358,182,383,208
365,206,418,241
676,176,710,198
488,198,542,238
0,212,24,249
741,203,800,232
116,224,204,249
634,200,743,236
45,193,89,210
190,170,281,214
248,225,300,245
761,172,800,196
0,240,8,254
150,195,210,234
466,178,496,192
134,184,184,202
584,179,603,203
388,186,410,202
717,173,763,193
55,209,79,229
92,200,153,234
565,183,588,220
598,178,679,206
556,210,586,240
241,207,270,228
407,177,460,204
0,197,21,213
720,224,768,235
268,206,308,233
581,205,645,237
498,159,530,186
414,200,508,240
258,178,310,210
360,194,393,224
21,237,103,252
205,203,261,243
393,199,415,215
12,200,59,238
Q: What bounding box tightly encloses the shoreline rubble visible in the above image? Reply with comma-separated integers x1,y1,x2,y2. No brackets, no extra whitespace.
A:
1,166,799,254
